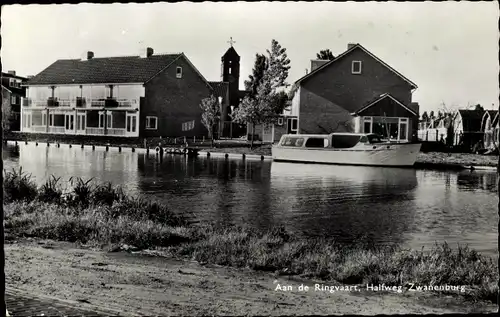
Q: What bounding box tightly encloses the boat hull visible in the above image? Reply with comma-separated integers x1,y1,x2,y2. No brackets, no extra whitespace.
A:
272,143,422,167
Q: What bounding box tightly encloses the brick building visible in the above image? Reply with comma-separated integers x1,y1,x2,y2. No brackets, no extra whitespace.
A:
2,71,28,131
254,43,419,143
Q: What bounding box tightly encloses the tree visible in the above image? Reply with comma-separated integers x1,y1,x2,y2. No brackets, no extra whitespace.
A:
316,49,335,60
421,111,429,122
199,95,220,147
429,110,435,120
232,39,291,147
475,104,484,112
244,53,268,98
2,94,12,132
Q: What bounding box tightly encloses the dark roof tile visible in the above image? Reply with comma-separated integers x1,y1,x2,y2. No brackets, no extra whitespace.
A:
27,54,181,85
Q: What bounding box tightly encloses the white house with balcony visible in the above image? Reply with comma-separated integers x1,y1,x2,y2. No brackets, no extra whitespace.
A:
21,48,230,139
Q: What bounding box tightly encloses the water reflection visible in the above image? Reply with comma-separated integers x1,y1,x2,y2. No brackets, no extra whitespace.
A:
2,143,498,257
269,163,419,246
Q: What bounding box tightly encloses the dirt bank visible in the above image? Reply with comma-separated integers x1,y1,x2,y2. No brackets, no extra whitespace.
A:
5,239,496,316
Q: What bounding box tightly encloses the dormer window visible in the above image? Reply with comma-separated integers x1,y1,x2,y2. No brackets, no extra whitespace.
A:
176,67,183,79
351,61,362,74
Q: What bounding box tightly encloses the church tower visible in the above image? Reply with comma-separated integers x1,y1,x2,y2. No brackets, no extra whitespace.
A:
221,37,241,109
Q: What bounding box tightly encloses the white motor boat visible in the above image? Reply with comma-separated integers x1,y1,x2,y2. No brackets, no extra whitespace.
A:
272,133,422,167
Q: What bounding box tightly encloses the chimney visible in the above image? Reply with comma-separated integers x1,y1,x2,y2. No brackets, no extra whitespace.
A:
86,51,94,60
8,70,16,76
146,47,154,57
310,60,329,72
347,43,357,50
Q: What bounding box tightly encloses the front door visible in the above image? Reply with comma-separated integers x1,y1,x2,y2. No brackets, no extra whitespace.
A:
286,118,298,134
126,113,137,136
76,113,86,134
65,114,74,133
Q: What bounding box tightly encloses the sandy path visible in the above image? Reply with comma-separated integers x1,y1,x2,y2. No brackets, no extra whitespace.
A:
5,240,496,316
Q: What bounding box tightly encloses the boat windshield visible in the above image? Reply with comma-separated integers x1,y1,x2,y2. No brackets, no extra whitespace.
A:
331,135,361,148
281,136,305,147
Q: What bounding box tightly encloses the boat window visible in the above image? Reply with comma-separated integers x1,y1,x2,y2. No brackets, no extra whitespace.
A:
331,135,361,148
305,137,329,148
367,134,383,143
281,137,305,147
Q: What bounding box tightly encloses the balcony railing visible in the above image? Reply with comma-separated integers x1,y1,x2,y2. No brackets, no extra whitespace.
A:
86,127,105,135
48,126,66,134
58,99,72,107
31,126,47,133
116,98,139,108
23,97,139,109
107,128,126,136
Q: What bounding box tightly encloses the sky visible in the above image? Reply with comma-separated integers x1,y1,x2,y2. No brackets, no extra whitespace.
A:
1,2,498,114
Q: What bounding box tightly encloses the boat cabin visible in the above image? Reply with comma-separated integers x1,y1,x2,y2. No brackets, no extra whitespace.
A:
278,133,384,149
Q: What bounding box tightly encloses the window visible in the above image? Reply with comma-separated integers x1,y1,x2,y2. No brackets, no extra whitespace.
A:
351,61,362,74
11,96,16,104
49,114,54,126
331,135,361,148
281,137,304,147
305,137,329,148
363,117,373,133
291,118,298,131
182,120,195,131
107,113,112,128
363,116,409,142
229,67,232,75
9,79,15,87
146,116,158,130
176,67,183,79
277,117,284,126
99,113,105,128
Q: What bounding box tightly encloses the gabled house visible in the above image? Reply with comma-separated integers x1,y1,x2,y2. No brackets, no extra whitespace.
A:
452,108,485,150
254,43,419,143
480,109,499,149
2,71,28,131
22,48,230,139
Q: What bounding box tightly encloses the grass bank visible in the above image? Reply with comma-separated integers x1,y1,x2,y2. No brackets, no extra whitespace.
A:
3,168,498,304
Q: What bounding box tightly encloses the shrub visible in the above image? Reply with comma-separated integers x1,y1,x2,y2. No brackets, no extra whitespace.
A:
3,167,38,202
67,177,94,207
92,182,123,206
38,176,63,203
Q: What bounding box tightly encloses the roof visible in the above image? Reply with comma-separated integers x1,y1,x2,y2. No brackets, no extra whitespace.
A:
456,109,485,132
208,81,229,99
1,72,27,80
353,93,417,116
481,110,499,130
295,43,418,89
1,85,12,94
26,53,183,85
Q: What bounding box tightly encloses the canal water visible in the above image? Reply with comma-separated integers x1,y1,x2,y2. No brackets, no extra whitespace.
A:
3,143,498,257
